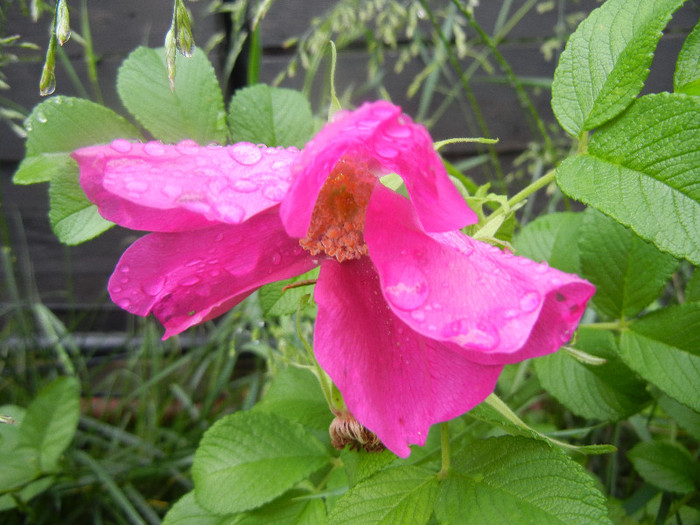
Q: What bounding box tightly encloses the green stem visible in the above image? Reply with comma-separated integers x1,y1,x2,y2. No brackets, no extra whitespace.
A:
580,321,627,331
438,422,450,480
482,168,556,228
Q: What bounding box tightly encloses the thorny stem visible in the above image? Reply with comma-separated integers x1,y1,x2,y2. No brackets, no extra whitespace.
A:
438,422,451,480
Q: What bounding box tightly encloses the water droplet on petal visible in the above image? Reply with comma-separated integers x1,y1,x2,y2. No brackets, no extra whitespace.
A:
186,258,203,267
385,123,411,138
263,184,287,202
117,298,131,309
179,275,201,286
112,286,122,293
111,139,132,153
119,265,130,273
411,310,426,323
126,180,149,193
502,309,519,320
535,262,549,274
520,291,541,313
144,141,166,156
374,140,398,159
442,319,499,350
219,204,245,224
383,263,430,311
162,185,182,199
271,252,281,265
232,179,258,193
142,275,166,296
229,143,262,165
176,139,200,155
214,232,224,242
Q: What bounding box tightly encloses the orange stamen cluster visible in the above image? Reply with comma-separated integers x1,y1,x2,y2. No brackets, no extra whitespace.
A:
300,157,377,262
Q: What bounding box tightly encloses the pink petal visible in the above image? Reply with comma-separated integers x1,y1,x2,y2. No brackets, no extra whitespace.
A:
73,139,299,232
365,186,595,366
314,257,502,458
108,207,316,338
280,101,476,238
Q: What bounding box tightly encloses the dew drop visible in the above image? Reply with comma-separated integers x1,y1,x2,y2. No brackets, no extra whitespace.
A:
162,184,182,199
374,140,398,159
519,291,541,313
126,180,149,193
111,286,122,293
271,252,281,265
383,263,430,311
442,319,500,350
385,123,411,138
179,275,201,286
535,262,549,274
117,298,131,309
411,310,426,322
214,232,225,242
186,258,203,267
232,178,258,193
176,139,200,155
219,204,245,224
119,265,131,273
110,139,132,153
502,309,519,320
142,275,166,296
144,141,166,156
229,143,262,165
36,111,48,123
262,184,287,202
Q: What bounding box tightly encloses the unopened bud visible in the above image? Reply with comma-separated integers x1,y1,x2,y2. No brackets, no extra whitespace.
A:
165,26,177,91
56,0,71,45
175,0,195,57
40,35,57,96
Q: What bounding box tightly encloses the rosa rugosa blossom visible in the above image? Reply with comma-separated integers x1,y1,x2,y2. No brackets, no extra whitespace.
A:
73,101,594,458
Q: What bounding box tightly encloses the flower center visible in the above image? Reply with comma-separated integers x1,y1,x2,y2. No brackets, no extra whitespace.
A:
300,157,377,262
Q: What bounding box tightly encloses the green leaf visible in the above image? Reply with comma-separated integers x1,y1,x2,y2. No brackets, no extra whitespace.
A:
328,466,438,525
435,436,611,525
163,492,238,525
340,448,396,488
228,85,314,148
627,441,700,494
232,494,328,525
534,328,650,421
686,268,700,302
552,0,685,135
48,161,114,244
259,267,319,316
192,411,330,515
656,394,700,441
557,93,700,265
117,47,227,144
17,376,80,471
619,303,700,410
14,96,140,185
22,96,140,158
254,366,332,435
578,209,678,319
674,21,700,96
513,211,583,274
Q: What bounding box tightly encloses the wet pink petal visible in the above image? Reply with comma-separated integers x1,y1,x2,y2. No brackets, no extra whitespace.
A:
73,140,299,232
314,257,502,457
108,207,316,338
280,101,476,239
365,186,595,366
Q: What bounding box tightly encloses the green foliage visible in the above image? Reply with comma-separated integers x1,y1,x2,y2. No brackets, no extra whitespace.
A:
228,84,315,148
534,328,650,422
557,93,700,265
552,0,686,135
578,210,679,319
117,46,227,144
191,410,331,514
627,441,700,494
674,21,700,96
435,437,611,525
0,377,80,510
620,303,700,411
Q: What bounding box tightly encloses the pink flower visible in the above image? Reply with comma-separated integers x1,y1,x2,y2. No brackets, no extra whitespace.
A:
73,101,594,457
